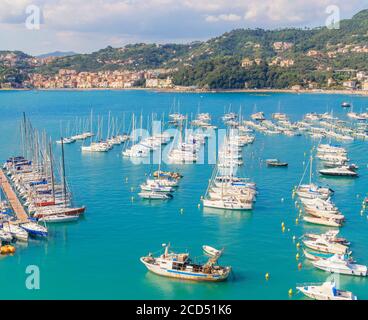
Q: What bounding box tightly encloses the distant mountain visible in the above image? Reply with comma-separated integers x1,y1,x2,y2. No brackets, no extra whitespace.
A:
37,51,78,59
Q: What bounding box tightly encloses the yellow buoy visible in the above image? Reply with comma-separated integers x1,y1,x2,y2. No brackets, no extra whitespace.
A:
265,273,270,281
296,242,300,249
282,226,285,233
295,218,299,225
288,288,293,296
281,222,285,228
296,253,300,260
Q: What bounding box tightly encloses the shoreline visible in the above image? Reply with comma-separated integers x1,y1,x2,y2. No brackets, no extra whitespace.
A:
1,87,368,96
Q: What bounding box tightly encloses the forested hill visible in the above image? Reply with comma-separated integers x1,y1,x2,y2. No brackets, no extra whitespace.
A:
2,9,368,89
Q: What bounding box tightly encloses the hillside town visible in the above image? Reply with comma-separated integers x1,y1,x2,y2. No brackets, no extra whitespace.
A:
24,69,174,89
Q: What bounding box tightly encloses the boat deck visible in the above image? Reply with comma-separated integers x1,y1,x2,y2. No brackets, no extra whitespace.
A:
0,169,29,223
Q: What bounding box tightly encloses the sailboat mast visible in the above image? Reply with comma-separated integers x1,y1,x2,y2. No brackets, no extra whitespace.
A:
49,140,55,202
61,137,67,208
309,155,313,185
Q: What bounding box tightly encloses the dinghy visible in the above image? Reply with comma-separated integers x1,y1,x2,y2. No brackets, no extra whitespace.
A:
202,245,223,257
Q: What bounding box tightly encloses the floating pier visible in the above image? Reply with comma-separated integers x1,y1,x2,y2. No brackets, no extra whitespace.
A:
0,169,29,222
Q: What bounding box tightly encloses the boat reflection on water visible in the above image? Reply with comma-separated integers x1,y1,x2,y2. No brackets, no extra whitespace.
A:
202,206,253,221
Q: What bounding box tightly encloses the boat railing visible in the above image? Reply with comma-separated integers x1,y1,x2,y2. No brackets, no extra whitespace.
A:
296,282,326,287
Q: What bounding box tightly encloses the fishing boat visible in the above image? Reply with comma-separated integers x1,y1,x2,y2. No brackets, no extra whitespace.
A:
266,159,288,167
202,245,223,257
38,214,79,223
20,222,48,237
312,254,367,276
297,282,357,300
138,192,173,200
140,243,231,282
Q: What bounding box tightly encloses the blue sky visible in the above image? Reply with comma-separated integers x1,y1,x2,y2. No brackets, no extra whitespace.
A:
0,0,367,55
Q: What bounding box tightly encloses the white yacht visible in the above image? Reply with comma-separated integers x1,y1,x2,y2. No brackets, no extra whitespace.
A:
319,166,358,177
20,222,48,237
312,254,367,276
303,237,349,255
303,216,342,227
0,229,13,242
297,282,357,300
38,214,79,223
138,192,173,200
2,223,28,242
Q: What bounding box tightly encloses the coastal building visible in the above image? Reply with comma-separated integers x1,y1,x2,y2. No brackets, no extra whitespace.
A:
307,50,322,57
291,85,302,90
327,78,336,87
145,77,173,88
280,59,295,68
362,81,368,91
241,58,253,68
343,80,357,89
273,42,294,51
356,71,367,81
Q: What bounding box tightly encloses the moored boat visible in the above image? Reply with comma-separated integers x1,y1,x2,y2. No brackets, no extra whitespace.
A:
312,254,367,276
140,244,231,282
138,192,173,200
202,245,223,257
20,222,48,237
266,159,288,167
38,214,79,223
297,282,357,300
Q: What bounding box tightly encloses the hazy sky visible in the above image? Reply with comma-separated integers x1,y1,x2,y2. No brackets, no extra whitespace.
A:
1,0,367,55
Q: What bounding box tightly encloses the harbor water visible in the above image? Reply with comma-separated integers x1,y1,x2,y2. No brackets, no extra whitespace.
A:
0,89,367,299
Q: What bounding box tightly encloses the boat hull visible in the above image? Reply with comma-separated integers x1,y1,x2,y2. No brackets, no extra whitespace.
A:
140,258,230,282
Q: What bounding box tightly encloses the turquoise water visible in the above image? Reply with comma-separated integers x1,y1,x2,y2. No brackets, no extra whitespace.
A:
0,90,367,300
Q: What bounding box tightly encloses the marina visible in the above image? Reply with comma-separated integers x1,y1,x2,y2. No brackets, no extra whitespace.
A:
0,89,367,299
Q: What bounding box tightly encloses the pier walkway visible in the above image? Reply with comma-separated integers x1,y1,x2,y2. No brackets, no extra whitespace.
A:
0,169,29,222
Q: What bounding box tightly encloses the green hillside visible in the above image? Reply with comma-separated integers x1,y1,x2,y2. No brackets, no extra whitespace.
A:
2,9,368,89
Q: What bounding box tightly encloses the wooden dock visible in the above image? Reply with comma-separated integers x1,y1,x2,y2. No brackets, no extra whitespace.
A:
0,169,29,222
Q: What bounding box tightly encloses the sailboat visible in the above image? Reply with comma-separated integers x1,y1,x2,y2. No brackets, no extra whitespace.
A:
203,129,256,210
